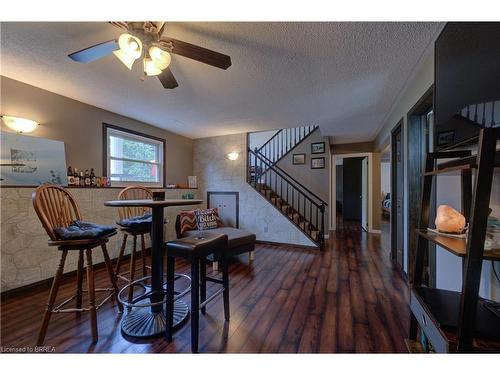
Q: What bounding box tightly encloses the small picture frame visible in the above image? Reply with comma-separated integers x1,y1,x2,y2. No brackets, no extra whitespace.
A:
437,130,455,146
311,142,325,154
292,153,306,165
188,176,197,188
311,157,325,169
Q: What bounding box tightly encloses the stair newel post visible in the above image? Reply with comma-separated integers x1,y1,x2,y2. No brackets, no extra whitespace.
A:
456,127,497,352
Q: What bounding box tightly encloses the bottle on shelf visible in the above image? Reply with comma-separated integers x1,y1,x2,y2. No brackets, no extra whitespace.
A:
79,171,85,187
67,166,74,186
84,169,91,186
74,168,80,186
90,168,96,187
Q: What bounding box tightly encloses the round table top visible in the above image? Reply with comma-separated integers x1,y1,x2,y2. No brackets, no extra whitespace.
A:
104,199,203,208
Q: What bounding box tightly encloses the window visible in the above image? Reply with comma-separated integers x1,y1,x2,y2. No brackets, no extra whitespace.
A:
103,124,165,187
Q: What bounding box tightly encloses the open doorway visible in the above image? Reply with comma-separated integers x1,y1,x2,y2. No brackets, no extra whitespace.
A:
391,120,404,271
335,155,369,231
380,144,391,252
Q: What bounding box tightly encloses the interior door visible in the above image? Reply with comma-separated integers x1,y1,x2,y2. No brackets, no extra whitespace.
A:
391,124,404,268
342,157,363,221
361,157,368,231
207,192,239,228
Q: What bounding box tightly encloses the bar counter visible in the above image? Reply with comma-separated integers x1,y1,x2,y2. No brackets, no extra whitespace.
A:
0,186,201,292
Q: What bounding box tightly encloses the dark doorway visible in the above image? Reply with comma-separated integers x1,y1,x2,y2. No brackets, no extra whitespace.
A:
391,121,404,269
407,86,435,285
342,157,363,221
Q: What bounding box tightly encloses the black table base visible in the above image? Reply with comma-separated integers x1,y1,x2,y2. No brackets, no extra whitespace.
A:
121,300,189,338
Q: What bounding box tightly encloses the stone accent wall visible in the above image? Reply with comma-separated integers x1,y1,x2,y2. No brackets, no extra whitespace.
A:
193,133,316,248
0,187,200,292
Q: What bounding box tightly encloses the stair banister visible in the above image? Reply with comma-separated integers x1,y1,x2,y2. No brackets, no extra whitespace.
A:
252,149,328,206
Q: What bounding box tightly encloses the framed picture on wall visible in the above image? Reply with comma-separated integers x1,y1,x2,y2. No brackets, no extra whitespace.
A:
311,142,325,154
292,153,306,165
311,157,325,169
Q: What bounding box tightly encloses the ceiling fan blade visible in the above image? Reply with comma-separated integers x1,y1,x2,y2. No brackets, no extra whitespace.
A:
158,68,179,89
68,40,118,63
161,37,231,70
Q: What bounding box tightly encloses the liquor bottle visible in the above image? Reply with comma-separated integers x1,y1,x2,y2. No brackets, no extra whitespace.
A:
74,168,80,186
84,169,91,186
90,168,96,187
79,171,85,187
67,166,74,186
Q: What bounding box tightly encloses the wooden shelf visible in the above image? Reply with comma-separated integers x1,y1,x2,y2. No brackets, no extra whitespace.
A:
423,149,500,176
410,286,500,353
416,229,500,261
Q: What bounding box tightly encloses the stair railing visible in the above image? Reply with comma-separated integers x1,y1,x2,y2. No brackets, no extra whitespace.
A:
459,100,499,127
257,125,317,164
248,148,327,248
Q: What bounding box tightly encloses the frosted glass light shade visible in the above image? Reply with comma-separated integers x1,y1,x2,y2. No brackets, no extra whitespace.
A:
113,49,135,70
143,58,162,76
1,116,39,133
149,46,171,70
118,33,142,59
227,152,239,161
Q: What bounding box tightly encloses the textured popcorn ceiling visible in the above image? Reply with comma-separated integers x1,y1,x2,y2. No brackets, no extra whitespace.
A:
0,22,443,142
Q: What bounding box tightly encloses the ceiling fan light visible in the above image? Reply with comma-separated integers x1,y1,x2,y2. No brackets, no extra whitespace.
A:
118,33,142,59
149,46,171,70
113,49,135,70
143,58,162,76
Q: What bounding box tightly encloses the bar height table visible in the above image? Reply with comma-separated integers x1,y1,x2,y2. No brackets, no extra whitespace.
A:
104,198,203,338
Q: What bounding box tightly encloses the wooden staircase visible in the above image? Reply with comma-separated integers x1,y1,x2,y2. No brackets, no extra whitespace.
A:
248,145,327,248
256,183,322,242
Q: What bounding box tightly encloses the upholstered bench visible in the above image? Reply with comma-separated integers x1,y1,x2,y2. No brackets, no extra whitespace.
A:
175,210,256,269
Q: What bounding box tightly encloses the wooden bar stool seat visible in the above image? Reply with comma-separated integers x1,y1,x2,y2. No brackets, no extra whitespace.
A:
113,187,153,301
32,184,123,346
165,233,230,353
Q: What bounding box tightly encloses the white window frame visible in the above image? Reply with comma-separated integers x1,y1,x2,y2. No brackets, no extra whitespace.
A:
106,126,164,188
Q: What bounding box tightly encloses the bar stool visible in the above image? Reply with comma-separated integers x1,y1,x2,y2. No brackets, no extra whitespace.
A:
114,186,152,302
165,233,230,353
32,184,123,345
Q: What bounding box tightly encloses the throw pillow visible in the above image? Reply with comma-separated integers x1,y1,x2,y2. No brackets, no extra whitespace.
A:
179,210,198,236
195,208,223,230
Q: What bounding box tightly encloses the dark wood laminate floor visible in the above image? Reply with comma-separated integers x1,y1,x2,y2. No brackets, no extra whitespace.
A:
0,221,409,353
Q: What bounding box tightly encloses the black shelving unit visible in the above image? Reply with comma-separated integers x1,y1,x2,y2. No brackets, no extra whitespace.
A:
408,127,500,353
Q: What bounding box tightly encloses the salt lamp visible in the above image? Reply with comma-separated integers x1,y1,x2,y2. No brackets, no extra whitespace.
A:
435,205,466,234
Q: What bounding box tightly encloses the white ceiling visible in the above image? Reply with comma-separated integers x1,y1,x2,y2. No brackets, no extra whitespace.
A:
0,22,443,142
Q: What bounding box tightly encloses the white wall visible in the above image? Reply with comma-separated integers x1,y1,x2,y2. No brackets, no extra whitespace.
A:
381,162,391,197
248,130,279,151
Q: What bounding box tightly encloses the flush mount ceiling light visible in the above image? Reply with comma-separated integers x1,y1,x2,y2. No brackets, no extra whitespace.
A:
1,115,39,133
227,152,239,161
68,21,232,90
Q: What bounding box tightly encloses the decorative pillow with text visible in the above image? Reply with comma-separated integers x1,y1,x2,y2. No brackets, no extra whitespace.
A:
195,208,223,230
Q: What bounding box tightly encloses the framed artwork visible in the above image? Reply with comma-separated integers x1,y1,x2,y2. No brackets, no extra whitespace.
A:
292,153,306,165
437,130,455,146
0,132,67,186
311,142,325,154
311,157,325,169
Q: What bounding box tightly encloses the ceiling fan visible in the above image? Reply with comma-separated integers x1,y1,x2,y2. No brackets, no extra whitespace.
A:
68,21,232,89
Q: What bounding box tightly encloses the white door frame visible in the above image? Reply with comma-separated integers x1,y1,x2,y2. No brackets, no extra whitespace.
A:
330,152,374,232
